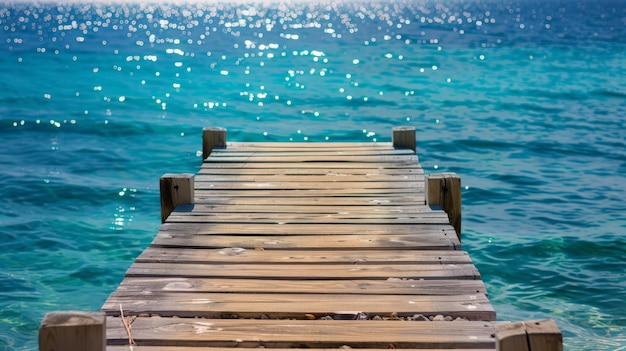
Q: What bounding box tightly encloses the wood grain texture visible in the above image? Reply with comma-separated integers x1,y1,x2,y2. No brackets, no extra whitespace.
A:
103,293,494,320
150,233,460,250
221,141,396,149
197,167,425,175
496,320,563,351
195,173,425,182
194,180,424,190
100,139,499,349
105,317,497,348
200,162,421,169
136,248,474,264
189,196,426,206
157,222,457,235
209,149,416,157
392,126,416,152
203,155,419,163
124,263,478,279
183,203,434,214
164,213,450,225
114,277,488,295
202,127,227,159
39,312,106,351
526,320,563,351
195,191,424,198
426,173,462,240
108,347,493,351
160,174,194,223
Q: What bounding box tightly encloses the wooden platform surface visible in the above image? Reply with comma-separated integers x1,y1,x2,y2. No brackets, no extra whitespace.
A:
102,141,497,349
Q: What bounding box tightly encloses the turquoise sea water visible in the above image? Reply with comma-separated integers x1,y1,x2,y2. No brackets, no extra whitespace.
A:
0,0,624,349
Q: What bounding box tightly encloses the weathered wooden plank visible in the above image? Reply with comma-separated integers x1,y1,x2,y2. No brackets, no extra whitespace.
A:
114,277,488,295
197,168,425,175
204,155,419,163
158,223,456,236
191,196,425,206
106,318,498,348
195,174,425,182
164,213,450,225
124,263,476,280
107,347,493,351
136,248,473,264
225,142,395,149
151,233,459,250
173,210,447,218
183,204,434,214
195,189,423,197
103,293,494,320
200,162,421,169
210,149,416,157
194,180,423,190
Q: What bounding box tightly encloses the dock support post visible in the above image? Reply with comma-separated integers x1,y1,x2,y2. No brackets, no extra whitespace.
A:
39,311,105,351
426,173,462,241
392,126,416,152
160,173,195,223
203,127,227,160
496,320,563,351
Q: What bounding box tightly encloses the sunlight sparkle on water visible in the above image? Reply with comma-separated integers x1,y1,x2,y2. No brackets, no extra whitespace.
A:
1,1,624,350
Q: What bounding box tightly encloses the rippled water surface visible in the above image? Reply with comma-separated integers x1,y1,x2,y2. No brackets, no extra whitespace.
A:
0,0,625,349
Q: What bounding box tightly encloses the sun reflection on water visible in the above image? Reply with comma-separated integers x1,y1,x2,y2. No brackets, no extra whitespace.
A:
1,1,625,349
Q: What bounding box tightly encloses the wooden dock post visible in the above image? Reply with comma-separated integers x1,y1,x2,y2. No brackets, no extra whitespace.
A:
39,311,105,351
203,127,227,159
160,173,194,223
426,173,462,240
496,320,563,351
392,126,416,152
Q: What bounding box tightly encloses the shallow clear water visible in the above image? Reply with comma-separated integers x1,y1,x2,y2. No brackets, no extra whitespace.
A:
0,0,625,349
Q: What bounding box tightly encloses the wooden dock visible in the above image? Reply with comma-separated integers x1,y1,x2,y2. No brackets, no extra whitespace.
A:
39,127,562,351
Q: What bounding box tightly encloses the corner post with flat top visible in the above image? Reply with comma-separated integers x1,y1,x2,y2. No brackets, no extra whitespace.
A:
426,173,462,241
39,311,106,351
160,173,194,223
392,126,416,152
203,127,227,160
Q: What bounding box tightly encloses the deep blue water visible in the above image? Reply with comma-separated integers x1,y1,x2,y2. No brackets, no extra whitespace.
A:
0,0,625,349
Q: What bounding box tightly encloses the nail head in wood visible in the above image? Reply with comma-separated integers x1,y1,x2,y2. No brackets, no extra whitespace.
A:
39,311,105,351
203,127,227,160
392,126,416,152
160,173,195,223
